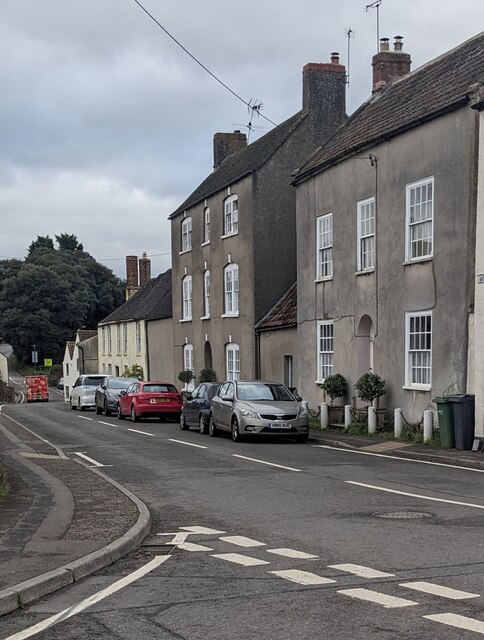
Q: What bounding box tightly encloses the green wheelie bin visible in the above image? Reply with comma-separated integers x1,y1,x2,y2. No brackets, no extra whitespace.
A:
433,396,455,448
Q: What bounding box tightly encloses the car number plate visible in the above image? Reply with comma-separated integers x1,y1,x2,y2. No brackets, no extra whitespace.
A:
151,398,169,404
268,422,290,429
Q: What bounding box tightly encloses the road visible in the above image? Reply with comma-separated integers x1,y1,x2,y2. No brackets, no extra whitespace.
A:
2,390,484,638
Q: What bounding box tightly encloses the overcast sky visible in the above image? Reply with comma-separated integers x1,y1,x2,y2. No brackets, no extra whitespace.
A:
1,1,482,279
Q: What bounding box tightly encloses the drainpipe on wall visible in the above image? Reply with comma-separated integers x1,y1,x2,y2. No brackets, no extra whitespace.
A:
145,320,150,380
255,329,261,380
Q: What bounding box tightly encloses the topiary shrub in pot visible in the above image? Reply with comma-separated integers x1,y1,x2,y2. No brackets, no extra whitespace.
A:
178,369,195,395
354,372,387,426
321,373,346,425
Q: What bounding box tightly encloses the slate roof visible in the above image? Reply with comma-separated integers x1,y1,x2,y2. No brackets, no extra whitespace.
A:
170,111,307,218
77,329,97,342
294,32,484,181
99,269,172,324
256,282,297,331
66,341,75,359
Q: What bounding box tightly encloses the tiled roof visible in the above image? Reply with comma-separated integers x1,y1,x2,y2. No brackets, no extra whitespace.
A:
256,282,297,331
67,341,75,359
99,269,172,324
294,32,484,180
77,329,97,342
170,111,307,217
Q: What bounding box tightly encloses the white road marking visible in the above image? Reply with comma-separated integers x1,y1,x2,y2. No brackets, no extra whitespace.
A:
220,536,266,547
169,438,207,449
3,555,170,640
346,480,484,510
180,526,226,534
232,454,301,472
98,420,120,427
212,553,270,566
72,452,107,467
424,613,484,633
401,581,480,600
158,532,190,545
267,548,318,559
128,428,154,437
338,588,418,608
328,564,394,579
177,542,213,551
77,416,93,421
270,569,335,585
314,444,484,474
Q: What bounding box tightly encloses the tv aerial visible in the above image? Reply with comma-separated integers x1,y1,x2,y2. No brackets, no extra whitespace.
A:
234,98,265,142
364,0,383,53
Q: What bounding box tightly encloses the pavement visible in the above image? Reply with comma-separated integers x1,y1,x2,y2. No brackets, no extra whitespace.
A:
1,412,484,618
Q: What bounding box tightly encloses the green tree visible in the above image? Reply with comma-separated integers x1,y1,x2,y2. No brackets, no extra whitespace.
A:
27,235,54,256
55,233,84,251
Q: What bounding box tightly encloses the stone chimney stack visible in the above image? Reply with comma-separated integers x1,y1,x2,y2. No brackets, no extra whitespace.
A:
138,252,151,287
372,36,411,93
125,255,139,300
213,130,247,169
302,53,347,145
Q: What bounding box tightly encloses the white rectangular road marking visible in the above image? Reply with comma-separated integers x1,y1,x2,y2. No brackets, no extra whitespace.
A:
212,553,270,566
169,439,207,449
267,548,318,559
328,564,394,579
270,570,335,586
77,416,93,421
98,420,120,427
3,555,170,640
424,613,484,634
338,588,418,608
346,480,484,510
177,542,213,551
128,428,154,436
220,536,266,548
232,454,301,472
72,452,106,468
401,581,480,600
181,526,226,534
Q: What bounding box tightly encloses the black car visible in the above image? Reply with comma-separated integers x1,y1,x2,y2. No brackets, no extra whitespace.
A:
95,377,137,416
180,383,220,433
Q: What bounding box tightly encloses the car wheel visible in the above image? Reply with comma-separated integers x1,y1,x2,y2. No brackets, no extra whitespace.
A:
117,405,125,420
95,404,102,415
78,400,84,412
231,418,242,442
296,433,309,443
180,412,189,430
199,415,208,435
70,400,76,410
131,405,139,422
209,415,218,437
103,402,111,417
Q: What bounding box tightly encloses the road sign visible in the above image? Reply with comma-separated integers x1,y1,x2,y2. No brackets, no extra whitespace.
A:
44,358,53,368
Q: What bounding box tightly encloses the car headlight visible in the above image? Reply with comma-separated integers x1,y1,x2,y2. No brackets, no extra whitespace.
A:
298,407,308,417
240,409,260,419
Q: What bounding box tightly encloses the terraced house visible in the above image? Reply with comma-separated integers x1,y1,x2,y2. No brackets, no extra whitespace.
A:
169,55,347,385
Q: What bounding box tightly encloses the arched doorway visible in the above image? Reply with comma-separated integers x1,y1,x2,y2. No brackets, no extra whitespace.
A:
204,341,213,371
357,315,374,376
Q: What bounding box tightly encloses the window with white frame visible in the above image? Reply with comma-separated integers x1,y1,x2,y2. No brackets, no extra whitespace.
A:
203,207,210,243
224,195,238,236
406,177,433,261
183,344,195,390
357,197,375,271
123,323,128,355
317,321,334,381
226,343,240,380
182,275,192,320
316,213,333,279
116,325,122,355
224,264,239,315
203,270,210,317
135,321,141,355
405,311,432,387
107,326,112,355
181,217,192,252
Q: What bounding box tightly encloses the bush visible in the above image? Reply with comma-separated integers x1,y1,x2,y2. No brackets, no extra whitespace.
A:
122,364,144,380
321,373,346,404
355,372,386,405
199,368,216,382
178,370,195,385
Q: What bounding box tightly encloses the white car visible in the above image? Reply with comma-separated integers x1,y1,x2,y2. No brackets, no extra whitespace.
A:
70,374,108,411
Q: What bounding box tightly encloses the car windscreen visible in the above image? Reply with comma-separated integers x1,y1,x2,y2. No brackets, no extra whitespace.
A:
143,384,178,394
84,377,105,386
108,378,135,389
237,383,294,402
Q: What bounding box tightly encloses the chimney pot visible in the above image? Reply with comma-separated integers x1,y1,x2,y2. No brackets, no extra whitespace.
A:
380,37,390,52
372,36,411,93
330,51,340,64
393,35,404,51
139,252,151,288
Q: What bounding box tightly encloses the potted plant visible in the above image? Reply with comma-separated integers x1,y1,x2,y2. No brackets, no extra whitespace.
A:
354,372,387,426
178,369,195,395
199,368,216,382
321,373,346,424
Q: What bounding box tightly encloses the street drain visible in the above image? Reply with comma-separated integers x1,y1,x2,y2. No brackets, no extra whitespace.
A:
372,511,434,519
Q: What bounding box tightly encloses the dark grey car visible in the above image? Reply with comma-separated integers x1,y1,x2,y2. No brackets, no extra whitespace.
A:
95,377,138,416
180,383,220,433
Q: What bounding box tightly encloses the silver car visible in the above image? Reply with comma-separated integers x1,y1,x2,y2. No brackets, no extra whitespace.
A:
209,380,309,443
70,374,108,411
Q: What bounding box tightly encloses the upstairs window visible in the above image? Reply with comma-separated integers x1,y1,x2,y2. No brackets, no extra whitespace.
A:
182,275,192,320
357,198,375,272
406,177,433,261
203,207,211,244
116,325,122,355
317,321,334,381
224,195,239,236
405,311,432,388
224,264,239,315
316,213,333,280
203,270,210,317
135,321,141,355
226,343,240,380
107,326,112,355
181,217,192,252
123,323,128,355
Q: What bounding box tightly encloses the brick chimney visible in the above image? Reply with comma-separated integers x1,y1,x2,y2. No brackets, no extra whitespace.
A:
302,53,347,145
125,255,139,301
213,130,247,169
139,251,151,287
372,36,411,93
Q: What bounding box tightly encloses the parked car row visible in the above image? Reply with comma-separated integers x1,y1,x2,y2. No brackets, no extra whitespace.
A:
181,380,309,443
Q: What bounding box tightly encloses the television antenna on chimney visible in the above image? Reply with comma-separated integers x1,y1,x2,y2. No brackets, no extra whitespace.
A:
364,0,382,53
344,27,355,86
234,98,265,142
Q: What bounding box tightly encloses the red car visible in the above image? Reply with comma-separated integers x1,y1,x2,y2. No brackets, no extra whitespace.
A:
117,381,183,422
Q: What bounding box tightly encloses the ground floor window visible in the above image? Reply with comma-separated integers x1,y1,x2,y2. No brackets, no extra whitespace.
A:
317,321,334,381
406,311,432,388
226,343,240,380
183,344,195,390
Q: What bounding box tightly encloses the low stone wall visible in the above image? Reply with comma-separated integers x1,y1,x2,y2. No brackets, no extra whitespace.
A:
0,386,15,403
